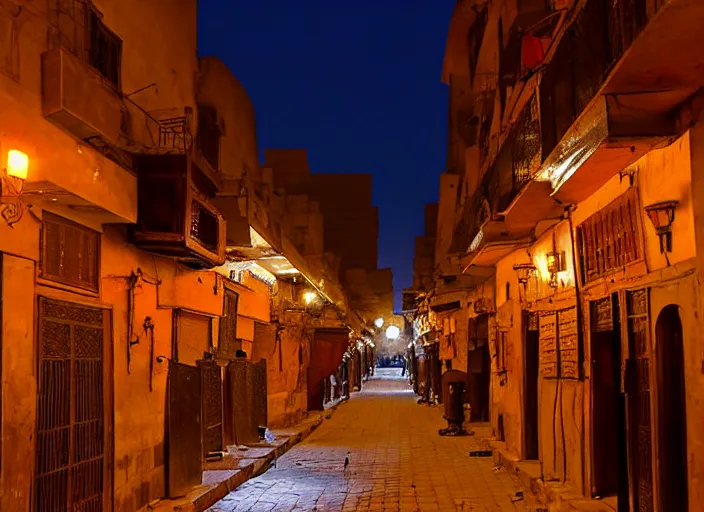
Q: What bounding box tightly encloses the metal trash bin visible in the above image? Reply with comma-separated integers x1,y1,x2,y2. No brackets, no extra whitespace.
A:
444,381,465,427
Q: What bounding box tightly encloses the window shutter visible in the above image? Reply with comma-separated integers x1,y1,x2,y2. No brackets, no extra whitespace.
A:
41,213,100,292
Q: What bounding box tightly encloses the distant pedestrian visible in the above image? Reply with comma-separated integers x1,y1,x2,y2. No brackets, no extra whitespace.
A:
401,355,407,376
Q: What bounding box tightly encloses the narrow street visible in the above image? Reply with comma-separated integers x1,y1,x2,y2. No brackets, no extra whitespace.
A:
209,370,525,512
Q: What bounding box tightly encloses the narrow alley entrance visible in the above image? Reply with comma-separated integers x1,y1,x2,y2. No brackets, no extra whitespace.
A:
209,373,525,512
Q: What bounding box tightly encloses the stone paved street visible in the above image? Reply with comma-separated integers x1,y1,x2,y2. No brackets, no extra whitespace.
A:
209,370,527,512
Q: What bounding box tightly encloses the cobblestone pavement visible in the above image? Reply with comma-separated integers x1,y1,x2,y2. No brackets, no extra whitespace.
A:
209,370,526,512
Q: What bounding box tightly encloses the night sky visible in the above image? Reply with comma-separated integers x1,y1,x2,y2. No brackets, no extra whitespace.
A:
198,2,453,310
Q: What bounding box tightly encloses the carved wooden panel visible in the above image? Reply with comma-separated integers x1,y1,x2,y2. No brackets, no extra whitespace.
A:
626,288,653,511
558,307,579,379
35,298,106,511
591,297,614,332
198,360,222,457
538,312,558,378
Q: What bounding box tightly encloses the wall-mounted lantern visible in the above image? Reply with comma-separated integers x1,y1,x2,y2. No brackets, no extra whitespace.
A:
645,200,678,253
546,251,566,288
1,149,29,226
513,263,536,285
513,262,536,300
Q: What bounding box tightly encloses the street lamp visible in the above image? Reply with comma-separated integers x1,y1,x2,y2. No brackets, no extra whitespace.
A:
645,200,678,253
385,325,400,340
2,149,29,226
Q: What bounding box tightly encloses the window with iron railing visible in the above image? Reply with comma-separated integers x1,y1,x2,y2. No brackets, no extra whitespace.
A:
86,8,121,89
511,94,541,191
47,1,122,90
577,187,642,284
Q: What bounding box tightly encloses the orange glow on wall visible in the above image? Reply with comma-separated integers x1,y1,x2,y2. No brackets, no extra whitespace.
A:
6,150,29,180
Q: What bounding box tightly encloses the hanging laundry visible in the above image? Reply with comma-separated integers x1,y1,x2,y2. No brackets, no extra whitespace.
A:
521,33,545,75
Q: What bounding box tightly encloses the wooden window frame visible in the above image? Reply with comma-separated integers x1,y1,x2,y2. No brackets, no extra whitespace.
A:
577,187,643,285
40,212,101,294
84,7,122,90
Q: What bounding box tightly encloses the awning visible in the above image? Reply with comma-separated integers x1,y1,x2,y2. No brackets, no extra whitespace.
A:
429,290,466,313
309,327,351,384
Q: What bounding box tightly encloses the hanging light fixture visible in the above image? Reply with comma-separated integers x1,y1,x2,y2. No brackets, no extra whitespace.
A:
644,200,678,253
1,149,29,227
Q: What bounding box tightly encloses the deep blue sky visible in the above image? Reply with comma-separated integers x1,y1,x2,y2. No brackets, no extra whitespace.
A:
198,2,452,310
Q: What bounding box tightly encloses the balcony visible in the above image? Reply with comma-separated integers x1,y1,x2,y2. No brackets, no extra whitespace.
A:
130,154,226,269
536,0,689,203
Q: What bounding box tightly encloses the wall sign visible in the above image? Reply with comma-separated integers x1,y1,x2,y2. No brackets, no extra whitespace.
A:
538,306,581,379
558,307,579,379
539,312,558,378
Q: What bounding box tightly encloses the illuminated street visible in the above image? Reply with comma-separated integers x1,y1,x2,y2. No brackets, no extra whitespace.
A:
209,369,525,512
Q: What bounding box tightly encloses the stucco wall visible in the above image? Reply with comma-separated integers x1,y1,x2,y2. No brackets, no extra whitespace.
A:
0,254,37,511
197,56,259,180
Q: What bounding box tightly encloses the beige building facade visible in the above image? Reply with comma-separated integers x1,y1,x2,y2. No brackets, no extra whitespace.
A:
0,1,385,510
422,0,704,510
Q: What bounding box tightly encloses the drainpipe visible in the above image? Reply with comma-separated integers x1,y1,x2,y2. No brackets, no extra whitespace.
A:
566,205,587,493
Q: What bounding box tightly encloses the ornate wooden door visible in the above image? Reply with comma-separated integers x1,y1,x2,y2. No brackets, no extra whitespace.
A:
198,360,223,457
35,298,110,511
626,289,653,512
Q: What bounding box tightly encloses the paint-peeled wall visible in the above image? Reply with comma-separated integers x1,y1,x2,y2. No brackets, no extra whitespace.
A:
101,226,226,511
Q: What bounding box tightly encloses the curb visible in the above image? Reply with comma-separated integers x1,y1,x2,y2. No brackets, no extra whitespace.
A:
476,437,615,512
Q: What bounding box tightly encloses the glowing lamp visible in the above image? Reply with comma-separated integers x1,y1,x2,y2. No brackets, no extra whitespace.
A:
303,291,318,305
645,200,678,253
7,150,29,180
374,317,384,328
385,325,400,340
546,252,565,274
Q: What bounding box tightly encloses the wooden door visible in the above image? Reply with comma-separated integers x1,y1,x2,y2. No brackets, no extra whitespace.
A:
166,361,202,498
590,295,628,502
523,312,539,460
625,289,653,512
198,360,223,457
654,306,688,511
34,298,112,511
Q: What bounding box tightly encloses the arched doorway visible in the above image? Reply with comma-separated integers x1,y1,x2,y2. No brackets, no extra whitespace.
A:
655,305,688,511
